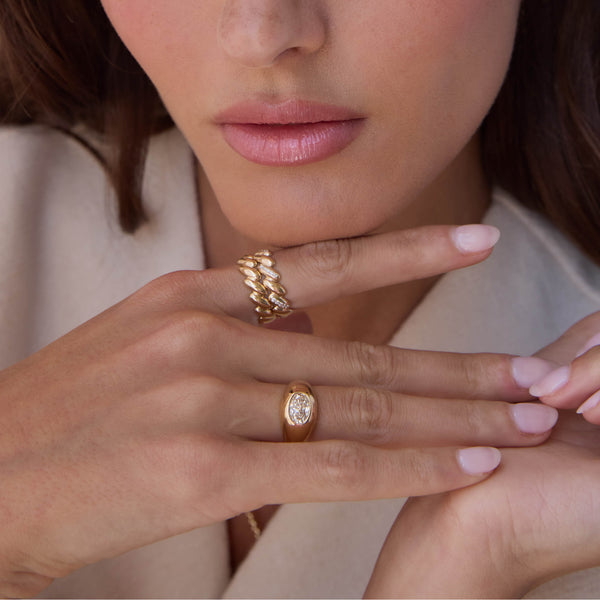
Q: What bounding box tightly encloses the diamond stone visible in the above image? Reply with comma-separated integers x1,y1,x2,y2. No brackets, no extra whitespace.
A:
287,392,313,425
269,292,289,311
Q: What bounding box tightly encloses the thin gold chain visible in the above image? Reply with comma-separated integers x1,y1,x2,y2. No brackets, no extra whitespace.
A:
245,511,261,540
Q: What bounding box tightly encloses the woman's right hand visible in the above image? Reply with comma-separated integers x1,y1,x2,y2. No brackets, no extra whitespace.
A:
0,224,556,597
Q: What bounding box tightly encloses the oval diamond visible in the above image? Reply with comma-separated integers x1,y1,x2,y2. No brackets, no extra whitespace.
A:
287,392,313,425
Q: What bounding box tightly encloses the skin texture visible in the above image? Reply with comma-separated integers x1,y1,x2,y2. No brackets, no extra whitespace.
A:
97,0,521,566
0,233,555,597
95,3,600,594
99,0,521,246
366,312,600,598
98,0,600,592
6,1,600,597
99,0,520,368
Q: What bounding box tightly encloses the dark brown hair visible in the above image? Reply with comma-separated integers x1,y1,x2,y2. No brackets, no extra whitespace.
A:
0,0,172,231
1,1,599,263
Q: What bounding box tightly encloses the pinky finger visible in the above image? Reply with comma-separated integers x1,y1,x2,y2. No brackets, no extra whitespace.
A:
239,441,501,507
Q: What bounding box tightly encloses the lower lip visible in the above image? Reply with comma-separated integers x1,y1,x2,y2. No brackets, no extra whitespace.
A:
220,119,365,166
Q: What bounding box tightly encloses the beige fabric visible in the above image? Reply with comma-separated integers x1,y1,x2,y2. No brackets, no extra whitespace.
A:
1,125,599,597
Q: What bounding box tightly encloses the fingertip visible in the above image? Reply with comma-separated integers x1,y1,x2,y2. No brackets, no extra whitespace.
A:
529,366,570,398
450,225,500,255
510,403,558,435
511,356,556,389
457,447,501,476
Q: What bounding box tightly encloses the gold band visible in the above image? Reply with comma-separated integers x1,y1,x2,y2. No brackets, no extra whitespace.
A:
244,511,261,540
281,381,318,442
237,250,293,324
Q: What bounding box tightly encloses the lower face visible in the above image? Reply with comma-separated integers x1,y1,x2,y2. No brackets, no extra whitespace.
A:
100,0,521,246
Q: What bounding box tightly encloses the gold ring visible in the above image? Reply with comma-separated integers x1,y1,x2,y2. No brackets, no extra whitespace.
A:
281,381,318,442
237,249,293,324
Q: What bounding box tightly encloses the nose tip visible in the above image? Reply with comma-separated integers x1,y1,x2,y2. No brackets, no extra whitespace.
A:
218,0,326,68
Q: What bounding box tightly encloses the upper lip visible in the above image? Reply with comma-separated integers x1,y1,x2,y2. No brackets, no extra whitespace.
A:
214,98,365,125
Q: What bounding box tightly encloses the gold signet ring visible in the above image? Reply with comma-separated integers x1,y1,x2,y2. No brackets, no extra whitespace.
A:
281,381,318,442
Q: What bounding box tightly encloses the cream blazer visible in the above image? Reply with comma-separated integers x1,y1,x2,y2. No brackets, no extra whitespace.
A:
1,125,600,598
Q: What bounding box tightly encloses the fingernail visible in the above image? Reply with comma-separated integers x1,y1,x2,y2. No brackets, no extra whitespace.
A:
457,447,502,475
529,366,570,397
510,403,559,434
577,390,600,414
576,332,600,358
511,356,555,388
451,225,500,254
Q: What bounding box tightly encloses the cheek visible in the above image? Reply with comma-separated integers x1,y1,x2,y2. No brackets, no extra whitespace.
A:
99,0,219,105
351,0,521,133
340,0,520,194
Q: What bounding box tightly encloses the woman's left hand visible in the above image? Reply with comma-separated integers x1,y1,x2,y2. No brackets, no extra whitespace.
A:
365,311,600,599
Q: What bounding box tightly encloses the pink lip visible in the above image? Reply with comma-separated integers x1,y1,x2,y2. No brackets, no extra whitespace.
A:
214,99,366,166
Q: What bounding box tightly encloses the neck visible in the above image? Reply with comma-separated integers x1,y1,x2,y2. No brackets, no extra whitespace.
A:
198,133,491,344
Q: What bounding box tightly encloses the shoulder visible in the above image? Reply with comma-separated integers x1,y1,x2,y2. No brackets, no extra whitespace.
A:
0,123,192,229
0,124,110,228
0,123,102,177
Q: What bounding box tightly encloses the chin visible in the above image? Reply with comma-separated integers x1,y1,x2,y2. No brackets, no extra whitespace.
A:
222,198,388,248
212,174,400,247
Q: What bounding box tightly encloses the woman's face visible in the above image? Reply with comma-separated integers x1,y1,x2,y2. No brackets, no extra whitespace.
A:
100,0,521,246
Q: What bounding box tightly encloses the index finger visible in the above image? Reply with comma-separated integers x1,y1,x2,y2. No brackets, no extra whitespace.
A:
202,223,500,321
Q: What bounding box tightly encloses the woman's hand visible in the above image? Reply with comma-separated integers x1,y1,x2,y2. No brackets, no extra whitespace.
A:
0,224,556,597
366,311,600,599
528,311,600,420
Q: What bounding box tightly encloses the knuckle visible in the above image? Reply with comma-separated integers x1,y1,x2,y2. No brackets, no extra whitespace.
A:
346,341,398,388
347,387,394,444
151,310,229,357
134,270,211,309
461,402,488,440
320,441,367,493
296,238,353,284
171,375,231,421
457,355,488,399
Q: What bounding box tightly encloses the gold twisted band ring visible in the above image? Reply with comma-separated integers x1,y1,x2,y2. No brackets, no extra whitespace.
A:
281,381,318,442
237,250,293,324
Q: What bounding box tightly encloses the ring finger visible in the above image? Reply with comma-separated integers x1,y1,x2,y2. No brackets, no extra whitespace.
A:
218,382,558,447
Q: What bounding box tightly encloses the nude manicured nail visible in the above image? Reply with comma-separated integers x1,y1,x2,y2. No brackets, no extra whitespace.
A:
511,356,555,388
529,366,570,397
576,332,600,358
510,403,558,434
451,225,500,254
577,390,600,414
457,447,501,475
